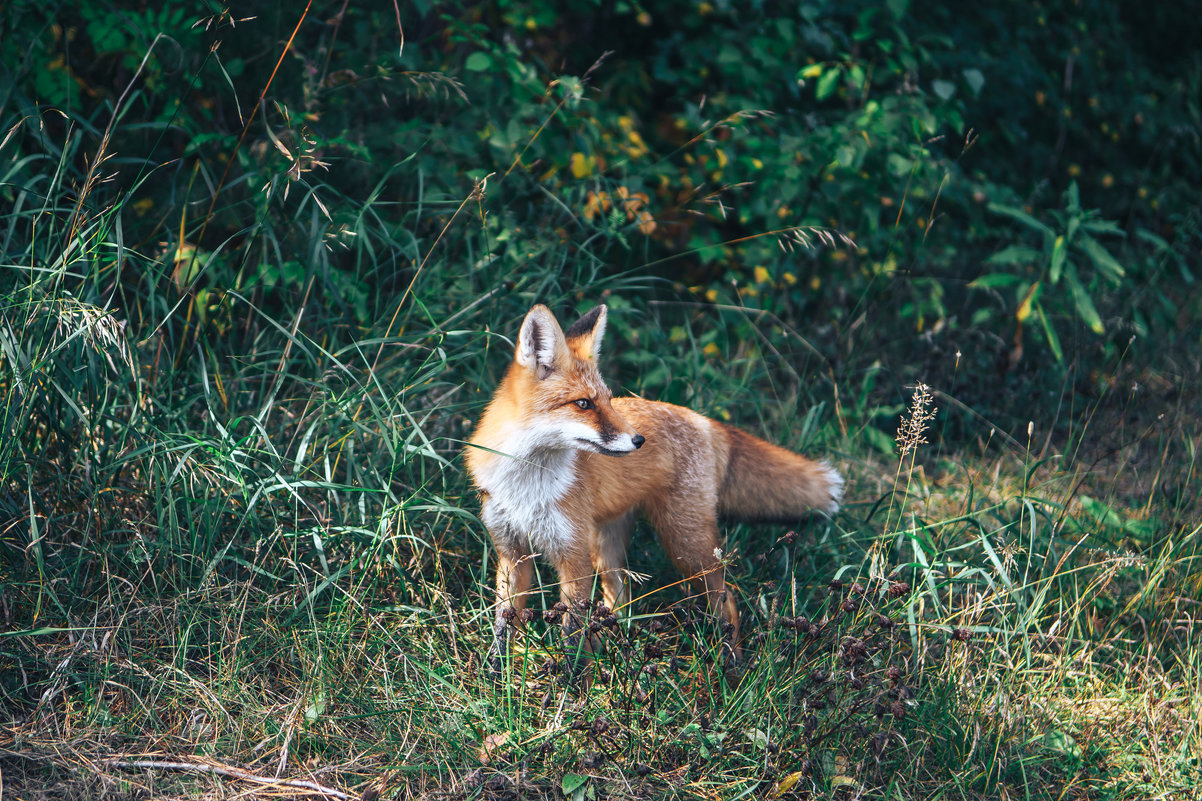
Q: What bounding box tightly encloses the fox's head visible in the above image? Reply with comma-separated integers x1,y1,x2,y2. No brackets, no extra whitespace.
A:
509,304,644,456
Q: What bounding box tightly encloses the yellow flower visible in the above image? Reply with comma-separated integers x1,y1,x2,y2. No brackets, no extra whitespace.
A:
703,342,721,357
625,130,649,159
753,265,771,284
570,152,595,178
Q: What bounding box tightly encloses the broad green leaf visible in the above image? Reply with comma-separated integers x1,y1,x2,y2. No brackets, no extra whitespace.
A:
970,272,1026,289
1064,262,1104,334
304,691,326,722
561,773,588,795
1050,235,1066,283
815,67,841,101
1079,496,1123,529
1065,181,1080,215
1042,730,1082,760
984,245,1041,266
986,202,1054,237
1036,302,1063,362
1066,216,1079,244
465,52,492,72
847,63,867,92
863,424,896,455
885,0,909,20
1134,227,1169,251
1124,517,1160,543
1081,218,1125,236
962,68,986,96
932,79,956,100
886,153,913,177
1077,233,1126,280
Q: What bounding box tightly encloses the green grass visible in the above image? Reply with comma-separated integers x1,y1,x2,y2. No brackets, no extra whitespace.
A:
3,25,1202,801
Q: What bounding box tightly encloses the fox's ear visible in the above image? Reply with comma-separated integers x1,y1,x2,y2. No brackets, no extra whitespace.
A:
516,304,569,379
564,305,608,361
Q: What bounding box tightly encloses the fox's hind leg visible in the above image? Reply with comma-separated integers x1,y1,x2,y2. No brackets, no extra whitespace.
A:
645,504,742,663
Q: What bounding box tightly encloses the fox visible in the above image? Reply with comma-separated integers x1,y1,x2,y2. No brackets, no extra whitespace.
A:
466,303,842,668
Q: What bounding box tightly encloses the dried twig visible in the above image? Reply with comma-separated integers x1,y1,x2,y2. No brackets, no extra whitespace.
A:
104,758,353,799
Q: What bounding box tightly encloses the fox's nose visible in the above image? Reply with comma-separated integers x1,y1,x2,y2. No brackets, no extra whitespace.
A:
631,434,645,449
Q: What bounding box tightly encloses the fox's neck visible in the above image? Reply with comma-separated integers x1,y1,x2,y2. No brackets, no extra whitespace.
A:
475,424,579,497
476,426,580,554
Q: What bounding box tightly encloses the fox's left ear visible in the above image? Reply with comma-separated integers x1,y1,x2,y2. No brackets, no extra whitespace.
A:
564,305,608,361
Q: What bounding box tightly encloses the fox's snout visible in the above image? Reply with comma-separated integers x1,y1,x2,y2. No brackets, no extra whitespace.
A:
589,429,643,455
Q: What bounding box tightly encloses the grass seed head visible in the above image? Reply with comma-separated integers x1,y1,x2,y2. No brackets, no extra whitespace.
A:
897,382,937,457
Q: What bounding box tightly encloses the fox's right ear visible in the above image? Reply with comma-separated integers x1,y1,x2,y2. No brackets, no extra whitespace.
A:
516,304,568,380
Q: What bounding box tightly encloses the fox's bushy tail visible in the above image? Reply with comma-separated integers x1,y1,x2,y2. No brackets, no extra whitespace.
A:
716,425,842,521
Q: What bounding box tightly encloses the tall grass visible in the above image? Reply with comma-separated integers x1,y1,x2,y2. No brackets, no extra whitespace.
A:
3,28,1201,801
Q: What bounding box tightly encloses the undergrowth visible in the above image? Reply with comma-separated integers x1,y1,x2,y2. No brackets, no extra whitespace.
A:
2,4,1201,801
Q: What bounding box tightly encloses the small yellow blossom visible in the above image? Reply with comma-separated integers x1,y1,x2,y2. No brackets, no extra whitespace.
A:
570,152,595,178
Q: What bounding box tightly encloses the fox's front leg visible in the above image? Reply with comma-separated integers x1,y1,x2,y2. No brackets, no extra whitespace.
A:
552,547,601,668
489,546,534,674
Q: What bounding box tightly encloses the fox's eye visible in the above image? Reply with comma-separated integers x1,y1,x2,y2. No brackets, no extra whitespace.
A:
573,398,594,410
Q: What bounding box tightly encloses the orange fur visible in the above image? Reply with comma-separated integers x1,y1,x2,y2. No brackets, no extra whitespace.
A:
467,304,842,667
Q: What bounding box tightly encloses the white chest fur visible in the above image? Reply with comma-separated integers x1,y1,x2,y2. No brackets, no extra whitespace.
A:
475,426,579,556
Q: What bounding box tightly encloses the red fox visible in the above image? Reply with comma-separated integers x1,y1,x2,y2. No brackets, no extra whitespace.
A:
466,304,842,666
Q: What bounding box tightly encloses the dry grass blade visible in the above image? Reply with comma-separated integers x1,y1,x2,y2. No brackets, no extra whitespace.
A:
103,758,352,799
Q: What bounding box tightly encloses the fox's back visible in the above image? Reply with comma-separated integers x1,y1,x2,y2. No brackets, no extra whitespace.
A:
578,397,840,522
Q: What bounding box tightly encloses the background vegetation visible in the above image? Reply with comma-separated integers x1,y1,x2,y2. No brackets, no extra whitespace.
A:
2,1,1199,798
